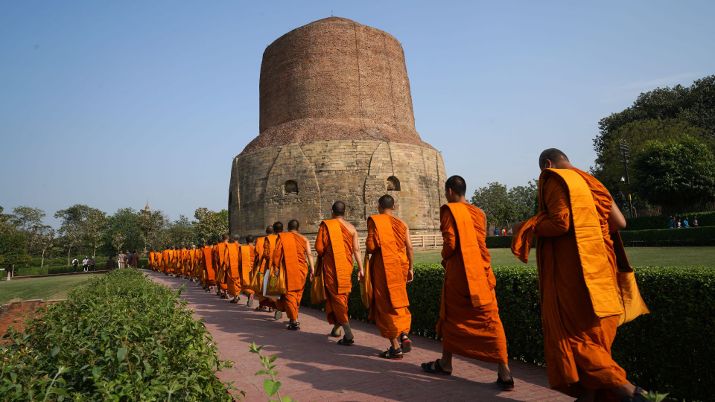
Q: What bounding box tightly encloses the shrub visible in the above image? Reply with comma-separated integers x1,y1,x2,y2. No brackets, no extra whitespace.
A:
485,236,513,248
0,269,233,401
303,264,714,401
620,226,715,246
626,211,715,230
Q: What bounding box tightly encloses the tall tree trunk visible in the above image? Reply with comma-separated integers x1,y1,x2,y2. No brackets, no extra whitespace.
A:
66,246,72,266
41,249,46,269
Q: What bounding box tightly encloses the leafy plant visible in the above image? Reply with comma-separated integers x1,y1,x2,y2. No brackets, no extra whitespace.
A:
249,342,292,402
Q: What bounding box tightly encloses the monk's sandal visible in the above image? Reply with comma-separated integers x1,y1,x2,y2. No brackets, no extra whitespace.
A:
496,376,514,391
379,347,403,360
400,334,412,353
274,310,283,320
337,336,354,346
286,322,300,331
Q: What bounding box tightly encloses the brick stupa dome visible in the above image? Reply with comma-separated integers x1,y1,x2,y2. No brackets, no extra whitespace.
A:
230,17,446,235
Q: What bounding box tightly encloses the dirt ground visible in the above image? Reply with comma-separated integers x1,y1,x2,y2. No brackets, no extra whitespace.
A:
0,300,57,338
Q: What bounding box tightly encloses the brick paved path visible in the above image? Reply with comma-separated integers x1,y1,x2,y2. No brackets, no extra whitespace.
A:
146,271,569,401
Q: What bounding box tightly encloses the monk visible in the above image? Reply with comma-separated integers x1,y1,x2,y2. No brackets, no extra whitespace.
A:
190,245,201,282
366,195,414,359
216,234,230,298
227,235,242,303
272,219,314,330
315,201,363,346
421,175,514,391
202,242,216,292
239,235,256,306
511,149,648,401
255,223,281,312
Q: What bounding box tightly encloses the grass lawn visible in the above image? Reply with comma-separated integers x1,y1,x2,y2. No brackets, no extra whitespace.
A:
0,274,102,305
414,247,715,267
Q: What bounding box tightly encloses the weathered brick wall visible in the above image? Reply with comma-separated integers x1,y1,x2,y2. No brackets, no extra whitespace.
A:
229,140,446,237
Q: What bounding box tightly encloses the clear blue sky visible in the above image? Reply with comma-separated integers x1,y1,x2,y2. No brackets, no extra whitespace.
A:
1,1,714,226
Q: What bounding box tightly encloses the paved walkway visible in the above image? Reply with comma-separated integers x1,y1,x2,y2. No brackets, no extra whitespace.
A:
146,271,569,401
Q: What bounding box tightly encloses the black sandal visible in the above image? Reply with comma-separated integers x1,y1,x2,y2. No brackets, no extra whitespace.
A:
496,376,514,391
379,346,403,360
286,322,300,331
337,336,354,346
421,359,452,376
400,334,412,353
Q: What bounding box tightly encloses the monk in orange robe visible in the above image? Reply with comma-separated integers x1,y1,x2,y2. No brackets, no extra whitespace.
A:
227,235,242,303
147,250,155,271
272,219,314,330
315,201,364,345
239,235,256,306
512,149,649,401
421,175,514,391
215,235,230,298
202,243,216,291
255,224,281,312
366,195,414,359
190,245,200,281
181,246,190,278
161,249,169,274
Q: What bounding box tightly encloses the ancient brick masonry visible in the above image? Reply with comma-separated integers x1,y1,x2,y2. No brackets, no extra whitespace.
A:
230,17,447,236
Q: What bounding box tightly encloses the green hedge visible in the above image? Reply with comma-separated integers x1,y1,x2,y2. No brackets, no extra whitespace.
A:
304,264,714,401
626,211,715,230
0,269,232,401
620,226,715,246
485,236,513,248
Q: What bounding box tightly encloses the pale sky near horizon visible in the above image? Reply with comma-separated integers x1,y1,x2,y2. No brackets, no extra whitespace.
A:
1,1,714,226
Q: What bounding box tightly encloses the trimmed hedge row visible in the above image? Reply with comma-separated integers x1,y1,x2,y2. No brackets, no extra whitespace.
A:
304,264,714,401
486,226,715,248
620,226,715,246
0,269,232,401
626,211,715,230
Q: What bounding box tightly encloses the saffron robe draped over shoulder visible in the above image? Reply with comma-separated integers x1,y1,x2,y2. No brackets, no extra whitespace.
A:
437,202,508,364
239,244,255,296
511,167,646,397
273,232,309,321
227,242,241,297
366,214,411,339
216,242,229,291
315,219,354,325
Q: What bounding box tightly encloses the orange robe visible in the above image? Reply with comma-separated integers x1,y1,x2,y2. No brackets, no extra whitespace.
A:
227,242,241,297
202,245,216,285
512,168,631,397
366,214,411,339
181,248,190,276
438,202,509,364
239,244,255,296
259,234,279,307
315,219,354,325
273,232,309,321
216,242,229,291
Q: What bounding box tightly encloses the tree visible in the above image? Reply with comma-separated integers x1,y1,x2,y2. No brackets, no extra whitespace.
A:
55,205,90,266
193,208,228,244
165,215,196,247
632,136,715,213
84,208,107,258
593,75,715,194
471,182,513,229
0,209,30,271
10,206,46,255
105,208,144,254
37,225,55,268
508,181,538,223
139,209,167,251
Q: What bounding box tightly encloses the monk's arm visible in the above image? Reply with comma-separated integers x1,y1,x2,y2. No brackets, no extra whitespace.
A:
365,219,379,254
352,230,364,272
405,226,414,282
314,225,326,256
608,201,627,231
440,209,457,263
534,178,571,237
305,237,315,275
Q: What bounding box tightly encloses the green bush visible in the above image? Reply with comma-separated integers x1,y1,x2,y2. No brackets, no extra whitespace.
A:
0,269,233,401
620,226,715,246
303,264,713,401
626,211,715,230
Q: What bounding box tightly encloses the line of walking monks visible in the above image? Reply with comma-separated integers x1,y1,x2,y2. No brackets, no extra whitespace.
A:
147,149,651,402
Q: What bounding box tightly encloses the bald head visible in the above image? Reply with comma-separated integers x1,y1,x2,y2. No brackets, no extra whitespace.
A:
272,221,284,233
378,194,394,210
265,226,274,234
539,148,570,170
332,201,346,217
288,219,299,231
